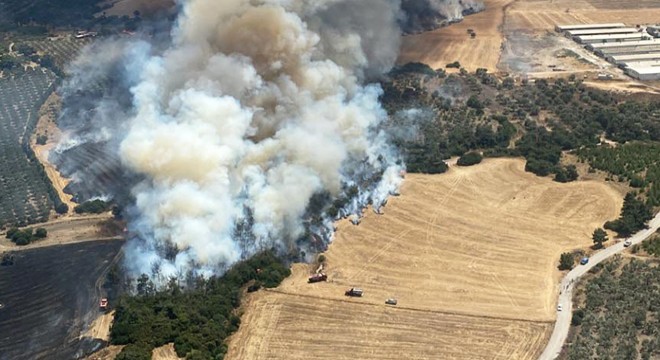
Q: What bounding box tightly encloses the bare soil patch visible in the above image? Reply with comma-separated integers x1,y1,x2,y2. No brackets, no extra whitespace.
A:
152,343,183,360
226,158,622,359
31,92,78,213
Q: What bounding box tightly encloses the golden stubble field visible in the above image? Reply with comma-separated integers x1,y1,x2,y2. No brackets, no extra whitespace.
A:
398,0,660,73
226,158,623,359
398,0,514,72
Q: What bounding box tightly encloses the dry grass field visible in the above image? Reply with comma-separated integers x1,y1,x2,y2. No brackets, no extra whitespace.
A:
226,158,622,359
398,0,514,72
228,291,552,360
506,0,660,32
398,0,660,77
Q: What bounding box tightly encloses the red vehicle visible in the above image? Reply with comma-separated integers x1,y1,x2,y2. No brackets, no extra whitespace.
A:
99,298,108,310
308,273,328,283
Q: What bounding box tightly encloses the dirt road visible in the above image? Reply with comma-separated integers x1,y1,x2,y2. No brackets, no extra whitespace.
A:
539,213,660,360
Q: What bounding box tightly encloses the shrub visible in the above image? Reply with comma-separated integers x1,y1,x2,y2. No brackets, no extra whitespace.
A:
457,152,483,166
446,61,461,69
559,252,574,270
74,199,110,214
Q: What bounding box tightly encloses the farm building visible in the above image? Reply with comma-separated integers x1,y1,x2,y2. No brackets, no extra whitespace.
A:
596,45,660,57
555,23,625,32
609,53,660,65
625,66,660,81
566,28,639,37
575,33,649,44
588,39,660,50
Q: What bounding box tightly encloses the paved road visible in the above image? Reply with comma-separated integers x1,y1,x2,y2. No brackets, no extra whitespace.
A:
539,213,660,360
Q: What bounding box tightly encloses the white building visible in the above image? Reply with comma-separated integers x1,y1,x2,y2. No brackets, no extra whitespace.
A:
567,28,639,37
625,66,660,81
610,53,660,64
555,23,625,32
576,33,649,44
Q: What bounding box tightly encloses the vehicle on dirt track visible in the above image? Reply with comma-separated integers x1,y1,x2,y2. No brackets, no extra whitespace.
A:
557,304,563,311
308,273,328,283
345,288,363,297
580,257,589,265
624,239,632,247
385,298,397,305
99,298,108,310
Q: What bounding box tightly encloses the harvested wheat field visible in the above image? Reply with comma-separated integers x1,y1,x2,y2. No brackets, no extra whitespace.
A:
398,0,514,72
228,291,551,360
506,0,660,32
226,158,622,359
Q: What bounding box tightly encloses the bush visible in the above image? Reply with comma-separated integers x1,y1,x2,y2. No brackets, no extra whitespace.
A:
55,203,69,214
116,343,151,360
34,228,47,239
457,152,483,166
559,252,574,270
317,254,326,263
446,61,461,69
571,308,585,326
74,199,110,214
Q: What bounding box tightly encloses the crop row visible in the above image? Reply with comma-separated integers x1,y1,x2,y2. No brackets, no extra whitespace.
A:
0,68,57,228
27,36,92,71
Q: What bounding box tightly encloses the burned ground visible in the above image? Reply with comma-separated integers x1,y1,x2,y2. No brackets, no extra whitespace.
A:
0,240,123,360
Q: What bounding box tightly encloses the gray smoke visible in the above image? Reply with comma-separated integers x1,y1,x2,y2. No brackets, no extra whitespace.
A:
400,0,485,34
56,0,407,280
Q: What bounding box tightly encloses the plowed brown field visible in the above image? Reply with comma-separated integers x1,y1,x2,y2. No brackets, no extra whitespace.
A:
226,158,622,359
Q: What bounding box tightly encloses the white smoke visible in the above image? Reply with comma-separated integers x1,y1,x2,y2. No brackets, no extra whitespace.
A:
428,0,485,21
103,0,406,279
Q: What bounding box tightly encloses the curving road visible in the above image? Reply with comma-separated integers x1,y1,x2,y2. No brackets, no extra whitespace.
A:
539,213,660,360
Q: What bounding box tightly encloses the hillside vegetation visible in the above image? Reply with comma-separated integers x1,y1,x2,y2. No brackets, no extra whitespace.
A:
110,251,291,360
383,64,659,236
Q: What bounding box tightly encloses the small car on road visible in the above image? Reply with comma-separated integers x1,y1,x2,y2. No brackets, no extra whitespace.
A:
580,257,589,265
624,240,632,247
557,304,563,311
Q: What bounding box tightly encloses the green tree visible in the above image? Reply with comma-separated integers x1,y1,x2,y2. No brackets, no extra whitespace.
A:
34,228,47,239
457,152,483,166
592,228,608,248
559,252,574,270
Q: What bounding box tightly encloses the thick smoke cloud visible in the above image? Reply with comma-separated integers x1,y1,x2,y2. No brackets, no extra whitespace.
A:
57,0,408,280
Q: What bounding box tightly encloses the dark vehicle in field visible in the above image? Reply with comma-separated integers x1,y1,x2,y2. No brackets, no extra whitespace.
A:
345,288,363,297
385,298,397,305
308,273,328,283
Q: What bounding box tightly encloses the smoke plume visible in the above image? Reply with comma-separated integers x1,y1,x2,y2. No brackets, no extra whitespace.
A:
56,0,407,280
400,0,485,34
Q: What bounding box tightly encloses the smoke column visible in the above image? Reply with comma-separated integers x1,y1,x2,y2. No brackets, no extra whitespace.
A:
56,0,406,280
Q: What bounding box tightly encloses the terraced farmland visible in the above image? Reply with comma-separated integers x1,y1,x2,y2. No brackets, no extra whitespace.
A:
0,69,57,228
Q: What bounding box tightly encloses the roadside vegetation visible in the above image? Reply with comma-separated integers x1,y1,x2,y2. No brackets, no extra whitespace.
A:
5,227,47,245
564,255,660,360
110,251,291,360
74,199,111,214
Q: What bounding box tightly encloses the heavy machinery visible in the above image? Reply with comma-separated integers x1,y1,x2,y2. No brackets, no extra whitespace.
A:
308,273,328,283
